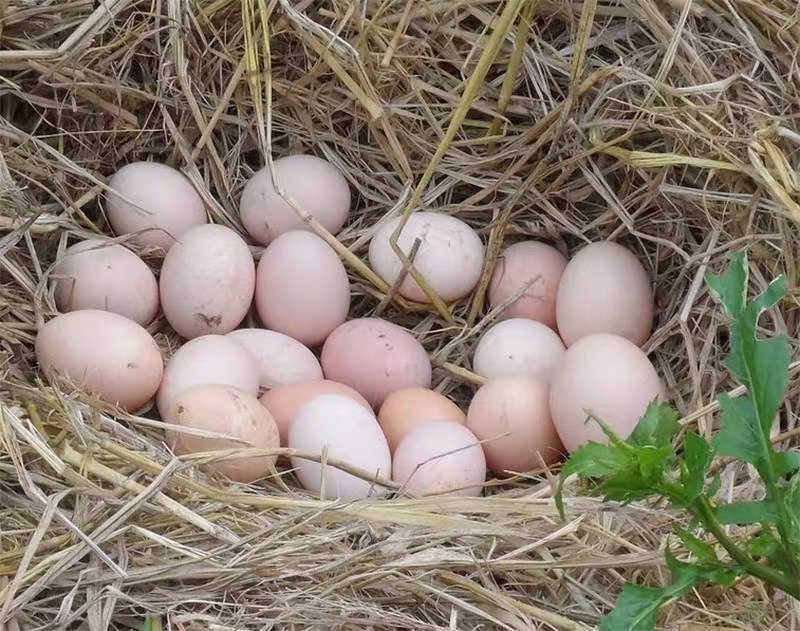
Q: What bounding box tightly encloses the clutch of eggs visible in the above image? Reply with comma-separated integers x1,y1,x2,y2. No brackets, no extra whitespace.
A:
35,152,665,498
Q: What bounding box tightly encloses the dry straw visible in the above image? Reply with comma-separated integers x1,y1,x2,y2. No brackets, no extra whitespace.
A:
0,0,799,628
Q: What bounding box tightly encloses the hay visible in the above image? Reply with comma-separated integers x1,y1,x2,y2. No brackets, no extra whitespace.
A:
0,0,798,628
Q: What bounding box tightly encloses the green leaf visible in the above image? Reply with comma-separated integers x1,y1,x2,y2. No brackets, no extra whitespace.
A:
630,401,681,448
561,442,632,480
599,549,740,631
773,450,800,477
748,529,780,559
714,394,768,470
680,432,713,501
705,250,748,318
714,500,779,525
673,527,719,565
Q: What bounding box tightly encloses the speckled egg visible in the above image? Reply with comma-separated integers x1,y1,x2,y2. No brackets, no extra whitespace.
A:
159,224,255,340
321,318,432,408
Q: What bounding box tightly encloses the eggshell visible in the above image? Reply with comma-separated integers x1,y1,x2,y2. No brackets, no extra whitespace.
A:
472,318,565,384
159,224,255,339
105,161,207,252
164,384,280,484
392,420,486,497
52,239,159,326
487,241,568,328
321,318,432,408
227,328,323,391
259,379,372,446
288,394,391,500
35,309,163,412
239,154,351,246
368,211,485,303
549,333,664,453
466,377,564,475
377,387,466,453
156,334,259,418
254,231,350,347
556,241,653,347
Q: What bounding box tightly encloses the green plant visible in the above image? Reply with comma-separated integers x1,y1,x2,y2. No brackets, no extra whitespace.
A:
555,250,800,630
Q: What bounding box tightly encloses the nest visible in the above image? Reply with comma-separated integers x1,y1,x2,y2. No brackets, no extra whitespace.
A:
1,0,799,629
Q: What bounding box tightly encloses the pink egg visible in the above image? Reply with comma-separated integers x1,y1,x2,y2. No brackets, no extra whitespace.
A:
254,231,350,347
321,317,432,409
239,154,351,246
105,161,207,252
52,239,159,326
488,241,568,329
392,420,486,497
555,241,653,347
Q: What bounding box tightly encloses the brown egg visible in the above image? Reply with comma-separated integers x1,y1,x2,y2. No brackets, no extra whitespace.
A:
488,241,568,329
259,379,372,446
555,241,653,347
549,333,664,453
377,387,466,453
321,318,432,408
164,384,280,484
466,377,564,475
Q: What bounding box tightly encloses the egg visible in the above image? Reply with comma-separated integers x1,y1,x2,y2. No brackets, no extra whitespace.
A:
105,161,207,252
159,224,255,340
259,379,372,446
549,333,664,453
321,317,432,408
487,240,568,329
377,387,466,453
392,420,486,497
368,211,485,303
472,318,565,384
35,309,163,412
254,231,350,347
52,239,159,326
555,241,653,347
239,154,351,246
227,328,323,391
163,384,280,484
466,377,564,475
288,394,392,500
156,334,259,418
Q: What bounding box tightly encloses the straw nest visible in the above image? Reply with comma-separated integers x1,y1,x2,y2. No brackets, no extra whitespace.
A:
1,0,799,629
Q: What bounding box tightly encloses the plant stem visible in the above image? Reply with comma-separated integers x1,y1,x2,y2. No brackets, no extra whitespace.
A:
694,495,800,598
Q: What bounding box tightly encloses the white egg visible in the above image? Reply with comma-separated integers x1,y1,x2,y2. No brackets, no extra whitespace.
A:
368,211,484,303
226,328,323,390
156,334,259,418
288,394,392,500
472,318,566,384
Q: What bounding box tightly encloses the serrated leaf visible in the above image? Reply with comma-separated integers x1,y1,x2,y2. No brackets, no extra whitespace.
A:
673,527,719,565
705,251,748,318
748,529,780,559
714,394,768,469
561,442,632,480
773,450,800,477
681,432,713,501
599,550,740,631
630,401,681,448
714,500,778,525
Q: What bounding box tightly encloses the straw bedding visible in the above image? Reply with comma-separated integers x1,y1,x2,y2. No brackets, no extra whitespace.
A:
0,0,799,629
